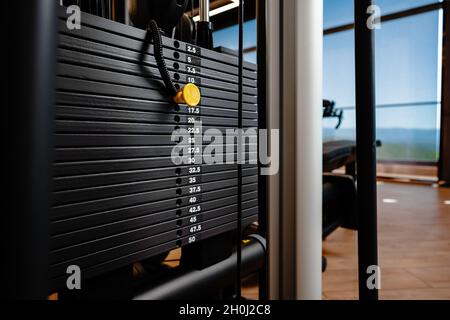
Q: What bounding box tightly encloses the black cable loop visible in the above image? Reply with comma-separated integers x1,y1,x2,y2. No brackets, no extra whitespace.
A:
148,20,178,97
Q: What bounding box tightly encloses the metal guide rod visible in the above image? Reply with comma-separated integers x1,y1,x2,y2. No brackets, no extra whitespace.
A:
294,0,323,300
196,0,214,49
265,0,322,299
256,0,268,300
199,0,210,22
265,0,281,300
124,0,131,25
354,0,379,300
236,0,244,300
134,237,266,300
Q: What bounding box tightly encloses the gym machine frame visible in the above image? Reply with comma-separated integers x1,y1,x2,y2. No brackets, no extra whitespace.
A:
263,0,379,300
3,0,268,300
354,0,379,301
3,0,380,300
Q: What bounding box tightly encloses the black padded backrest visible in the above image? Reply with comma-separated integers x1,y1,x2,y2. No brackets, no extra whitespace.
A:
323,140,356,172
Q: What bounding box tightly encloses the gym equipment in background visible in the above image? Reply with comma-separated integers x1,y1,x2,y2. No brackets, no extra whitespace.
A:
323,100,344,130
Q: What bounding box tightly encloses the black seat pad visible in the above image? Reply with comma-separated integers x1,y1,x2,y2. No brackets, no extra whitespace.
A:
323,140,356,172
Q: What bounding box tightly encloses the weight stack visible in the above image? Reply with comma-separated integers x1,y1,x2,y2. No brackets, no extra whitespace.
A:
50,7,259,291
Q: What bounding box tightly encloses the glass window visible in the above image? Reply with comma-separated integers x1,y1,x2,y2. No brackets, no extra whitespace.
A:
213,19,257,51
323,30,355,108
323,2,442,163
376,104,440,162
374,11,441,162
324,0,354,29
375,11,440,105
244,51,257,64
213,19,257,63
323,30,356,142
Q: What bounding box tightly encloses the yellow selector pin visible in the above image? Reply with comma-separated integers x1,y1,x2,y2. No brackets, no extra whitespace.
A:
173,83,201,107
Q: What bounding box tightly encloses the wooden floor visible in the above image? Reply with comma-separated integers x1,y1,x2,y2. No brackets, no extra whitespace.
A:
168,182,450,300
323,182,450,300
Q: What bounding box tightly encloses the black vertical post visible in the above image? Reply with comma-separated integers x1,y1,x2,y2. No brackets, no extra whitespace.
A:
439,0,450,184
236,0,245,300
81,0,91,13
256,0,268,300
354,0,379,300
94,0,100,16
3,0,56,299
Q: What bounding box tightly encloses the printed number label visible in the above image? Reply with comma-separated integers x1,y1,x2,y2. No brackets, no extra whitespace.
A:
188,147,200,154
186,45,201,56
187,107,200,114
189,186,201,194
189,167,201,174
187,76,201,85
189,216,198,224
189,196,197,204
187,117,198,124
188,236,197,244
189,206,201,214
189,177,197,184
186,66,199,75
186,55,201,66
190,225,202,233
188,127,200,134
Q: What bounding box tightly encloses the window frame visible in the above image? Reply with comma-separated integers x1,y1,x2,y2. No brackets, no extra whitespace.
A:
324,1,447,168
